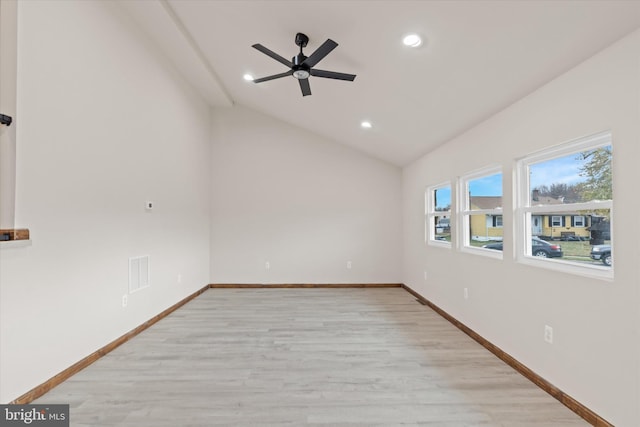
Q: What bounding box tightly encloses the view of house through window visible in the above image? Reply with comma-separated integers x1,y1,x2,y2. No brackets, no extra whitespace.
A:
524,139,613,268
424,132,612,275
426,183,451,245
460,169,503,253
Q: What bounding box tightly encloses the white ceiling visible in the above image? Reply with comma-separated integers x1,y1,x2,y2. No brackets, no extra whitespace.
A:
120,0,640,166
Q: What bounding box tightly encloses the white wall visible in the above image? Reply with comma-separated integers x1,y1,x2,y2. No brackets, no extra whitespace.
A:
0,1,211,402
403,30,640,426
0,0,18,229
210,106,402,284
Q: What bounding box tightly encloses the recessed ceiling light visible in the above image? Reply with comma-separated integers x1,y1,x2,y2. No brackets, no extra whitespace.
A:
402,34,422,47
361,121,372,129
243,73,254,81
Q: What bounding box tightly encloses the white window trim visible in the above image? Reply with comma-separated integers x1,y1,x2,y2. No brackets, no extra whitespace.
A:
515,130,613,280
425,181,452,249
458,165,503,259
573,215,586,227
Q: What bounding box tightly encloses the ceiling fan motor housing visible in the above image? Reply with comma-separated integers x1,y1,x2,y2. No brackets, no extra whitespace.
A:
292,53,308,66
292,52,310,79
292,33,311,79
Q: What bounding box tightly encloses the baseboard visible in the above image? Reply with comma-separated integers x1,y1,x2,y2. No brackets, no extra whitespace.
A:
10,284,211,404
209,283,402,288
401,284,612,427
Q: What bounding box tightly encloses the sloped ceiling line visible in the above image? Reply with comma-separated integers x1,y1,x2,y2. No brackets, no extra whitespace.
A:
159,0,235,106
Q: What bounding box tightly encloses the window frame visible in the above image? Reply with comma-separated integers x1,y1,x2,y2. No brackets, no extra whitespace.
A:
515,131,613,279
458,165,503,259
425,181,452,249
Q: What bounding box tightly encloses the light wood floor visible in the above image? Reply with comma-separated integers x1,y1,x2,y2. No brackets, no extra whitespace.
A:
34,288,588,426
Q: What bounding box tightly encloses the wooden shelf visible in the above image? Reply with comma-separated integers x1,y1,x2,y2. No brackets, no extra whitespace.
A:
0,228,30,241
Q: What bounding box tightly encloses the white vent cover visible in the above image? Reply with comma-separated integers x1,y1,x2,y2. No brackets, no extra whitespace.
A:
129,255,150,293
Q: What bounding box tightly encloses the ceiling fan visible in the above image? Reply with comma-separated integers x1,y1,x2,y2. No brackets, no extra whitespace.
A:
251,33,356,97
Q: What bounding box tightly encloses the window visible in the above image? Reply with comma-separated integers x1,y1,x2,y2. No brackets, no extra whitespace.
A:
516,131,612,277
459,166,503,257
425,182,451,247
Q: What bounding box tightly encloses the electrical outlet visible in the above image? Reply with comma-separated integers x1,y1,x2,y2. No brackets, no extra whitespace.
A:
463,288,469,299
122,294,128,308
145,201,154,211
347,261,352,269
423,270,427,280
265,261,270,270
177,274,182,284
544,325,553,344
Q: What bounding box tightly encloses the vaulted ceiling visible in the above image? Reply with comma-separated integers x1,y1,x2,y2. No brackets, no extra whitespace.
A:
120,1,640,166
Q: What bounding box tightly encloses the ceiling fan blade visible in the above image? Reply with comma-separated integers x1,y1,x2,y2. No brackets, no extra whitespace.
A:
301,39,338,68
252,44,293,68
298,78,311,96
310,69,356,81
253,71,292,83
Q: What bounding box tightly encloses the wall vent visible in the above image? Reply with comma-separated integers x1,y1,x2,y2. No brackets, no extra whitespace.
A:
129,255,150,293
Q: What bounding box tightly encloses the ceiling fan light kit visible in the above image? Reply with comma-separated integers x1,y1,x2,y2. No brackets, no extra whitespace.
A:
252,32,356,97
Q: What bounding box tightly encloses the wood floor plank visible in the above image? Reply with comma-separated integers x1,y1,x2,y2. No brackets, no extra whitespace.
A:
33,288,588,426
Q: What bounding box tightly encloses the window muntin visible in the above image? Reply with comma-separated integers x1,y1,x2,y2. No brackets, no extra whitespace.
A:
426,183,451,246
459,168,503,256
517,131,612,277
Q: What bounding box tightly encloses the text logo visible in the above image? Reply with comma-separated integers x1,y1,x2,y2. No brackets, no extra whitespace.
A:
0,405,69,426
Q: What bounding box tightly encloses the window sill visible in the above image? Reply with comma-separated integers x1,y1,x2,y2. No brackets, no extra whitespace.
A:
427,239,452,249
517,256,613,281
460,245,504,260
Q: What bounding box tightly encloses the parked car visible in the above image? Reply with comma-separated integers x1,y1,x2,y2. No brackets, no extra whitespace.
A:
559,235,588,241
482,241,504,251
590,245,612,266
482,237,563,258
531,238,563,257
